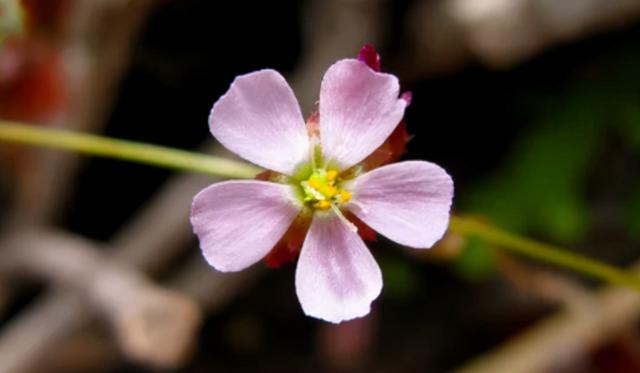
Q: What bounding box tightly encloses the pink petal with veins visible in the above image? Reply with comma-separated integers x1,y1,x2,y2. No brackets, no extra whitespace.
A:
319,59,407,170
191,180,301,272
209,70,310,175
347,161,453,248
295,214,382,323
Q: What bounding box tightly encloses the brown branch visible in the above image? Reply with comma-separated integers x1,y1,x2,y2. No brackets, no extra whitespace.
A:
455,264,640,373
0,291,88,373
32,255,265,373
0,229,202,369
0,164,217,372
496,254,592,307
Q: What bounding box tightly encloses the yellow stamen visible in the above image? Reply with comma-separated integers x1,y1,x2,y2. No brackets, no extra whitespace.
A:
314,200,332,210
326,169,338,181
308,178,321,189
339,190,352,203
320,185,338,198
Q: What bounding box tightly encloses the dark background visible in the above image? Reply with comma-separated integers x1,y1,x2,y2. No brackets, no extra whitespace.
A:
2,0,640,371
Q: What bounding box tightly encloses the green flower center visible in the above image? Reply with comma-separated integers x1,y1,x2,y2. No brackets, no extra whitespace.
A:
287,147,358,232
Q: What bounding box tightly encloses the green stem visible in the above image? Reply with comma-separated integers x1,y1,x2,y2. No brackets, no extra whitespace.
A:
0,121,261,179
449,216,640,291
1,121,639,291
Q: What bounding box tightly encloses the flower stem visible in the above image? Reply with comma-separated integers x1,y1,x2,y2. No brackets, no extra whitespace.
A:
0,120,261,179
1,120,639,291
449,216,640,291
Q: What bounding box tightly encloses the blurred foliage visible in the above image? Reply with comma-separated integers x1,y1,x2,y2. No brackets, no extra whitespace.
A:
465,99,598,241
453,236,497,280
454,46,640,278
380,256,419,301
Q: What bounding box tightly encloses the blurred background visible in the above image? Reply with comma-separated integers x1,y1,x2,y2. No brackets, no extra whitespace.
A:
1,0,640,372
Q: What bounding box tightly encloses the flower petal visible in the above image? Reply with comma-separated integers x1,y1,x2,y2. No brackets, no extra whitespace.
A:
347,161,454,248
295,214,382,323
209,70,310,175
319,59,407,169
191,180,301,272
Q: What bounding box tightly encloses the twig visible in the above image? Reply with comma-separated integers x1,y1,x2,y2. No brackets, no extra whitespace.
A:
0,229,202,369
449,216,640,292
0,164,217,372
0,291,89,373
496,254,592,307
34,255,264,373
455,263,640,373
0,121,261,179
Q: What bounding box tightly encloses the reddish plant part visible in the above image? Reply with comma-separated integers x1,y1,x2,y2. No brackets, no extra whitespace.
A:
0,0,68,176
358,121,411,172
305,110,320,138
344,211,377,242
264,214,311,268
263,203,378,269
400,91,413,105
0,39,67,122
0,0,69,122
0,38,67,180
357,44,381,72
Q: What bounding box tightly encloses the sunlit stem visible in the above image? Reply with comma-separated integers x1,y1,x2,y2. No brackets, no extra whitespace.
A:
449,216,640,292
0,120,261,179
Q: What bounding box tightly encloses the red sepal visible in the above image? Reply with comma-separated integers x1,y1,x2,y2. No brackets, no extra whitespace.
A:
357,44,381,72
345,211,377,242
359,121,411,171
264,214,310,268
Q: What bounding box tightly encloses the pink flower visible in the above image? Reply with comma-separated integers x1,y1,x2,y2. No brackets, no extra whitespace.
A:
191,47,454,323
